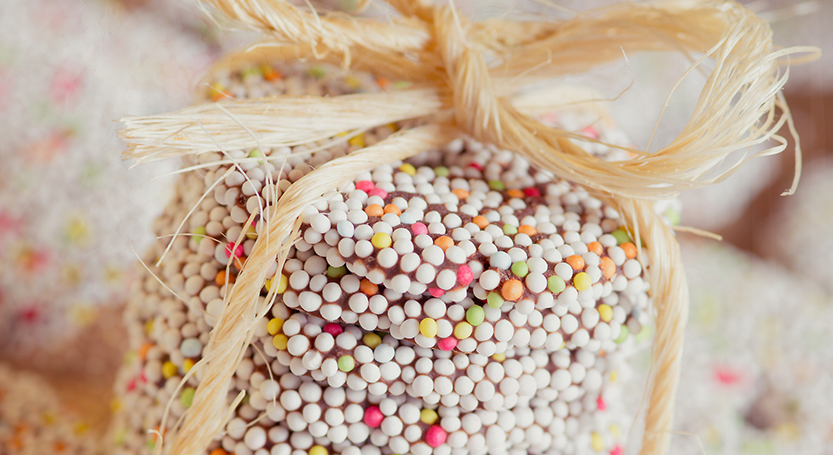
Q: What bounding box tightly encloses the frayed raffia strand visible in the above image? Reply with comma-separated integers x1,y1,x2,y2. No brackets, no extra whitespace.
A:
165,124,458,455
117,1,817,455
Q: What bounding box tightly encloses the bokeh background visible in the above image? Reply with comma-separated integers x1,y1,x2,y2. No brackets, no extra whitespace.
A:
0,0,829,454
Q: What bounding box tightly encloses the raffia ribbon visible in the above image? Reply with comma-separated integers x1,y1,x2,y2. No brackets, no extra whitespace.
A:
119,1,816,455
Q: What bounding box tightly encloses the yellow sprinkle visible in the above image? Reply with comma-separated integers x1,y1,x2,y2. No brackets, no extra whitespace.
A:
348,133,365,147
74,422,89,435
363,333,382,348
109,399,121,412
272,334,288,350
573,272,591,291
371,232,392,249
608,423,621,439
454,322,472,339
419,318,438,338
246,225,258,240
609,370,619,383
598,304,613,322
267,318,285,335
491,353,506,362
162,361,178,379
42,412,56,425
420,409,439,425
309,445,328,455
344,76,363,90
266,274,288,293
387,123,400,132
144,320,154,334
559,341,566,350
591,432,604,451
335,131,350,137
182,359,195,374
399,163,416,176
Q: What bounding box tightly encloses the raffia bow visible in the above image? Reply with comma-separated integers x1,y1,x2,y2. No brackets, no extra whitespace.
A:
119,1,815,454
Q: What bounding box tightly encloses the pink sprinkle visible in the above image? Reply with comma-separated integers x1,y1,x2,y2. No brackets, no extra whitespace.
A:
368,188,388,199
225,242,243,258
581,125,599,139
523,187,541,197
126,378,137,391
428,288,445,298
356,180,375,192
597,396,606,411
610,446,622,455
438,337,457,351
425,425,447,448
457,265,473,286
411,222,427,236
364,406,384,428
468,162,483,171
323,323,343,336
714,366,742,385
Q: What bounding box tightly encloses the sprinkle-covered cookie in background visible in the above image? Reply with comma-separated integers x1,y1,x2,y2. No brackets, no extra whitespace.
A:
110,59,662,455
758,158,833,295
0,0,219,369
663,239,833,455
0,362,101,455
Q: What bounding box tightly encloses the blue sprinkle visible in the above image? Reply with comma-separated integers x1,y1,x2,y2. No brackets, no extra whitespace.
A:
336,220,355,238
489,251,512,270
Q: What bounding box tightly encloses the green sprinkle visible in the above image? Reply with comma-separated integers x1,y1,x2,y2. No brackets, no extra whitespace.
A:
248,149,263,158
614,325,630,344
486,292,504,309
611,229,631,245
338,355,355,372
180,387,195,408
547,275,566,293
392,81,413,89
664,208,681,226
327,265,348,279
241,66,260,79
193,226,207,245
511,261,529,278
488,180,505,191
434,166,449,177
147,439,156,451
503,224,517,235
465,305,485,326
309,66,327,78
635,323,652,342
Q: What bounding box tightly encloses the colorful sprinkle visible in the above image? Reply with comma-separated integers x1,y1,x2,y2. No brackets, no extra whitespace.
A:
465,306,485,326
363,333,382,348
420,409,439,425
547,275,566,293
364,406,384,428
437,337,457,351
267,318,284,335
511,261,529,278
501,279,524,301
611,229,630,245
425,425,447,448
337,355,355,372
399,163,416,175
454,322,473,339
193,226,207,244
371,232,392,249
419,318,438,338
487,292,504,309
598,304,613,322
574,272,591,291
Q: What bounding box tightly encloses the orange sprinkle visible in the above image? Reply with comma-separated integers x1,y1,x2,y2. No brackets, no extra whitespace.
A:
566,255,585,270
375,76,390,88
518,225,537,236
54,441,67,452
588,241,603,255
233,255,247,270
451,188,470,199
501,279,524,301
365,204,384,217
472,216,489,229
261,65,282,81
209,450,229,455
600,257,616,279
621,242,637,259
384,204,401,215
137,343,153,361
506,189,524,198
434,236,454,251
215,270,235,286
360,279,378,296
